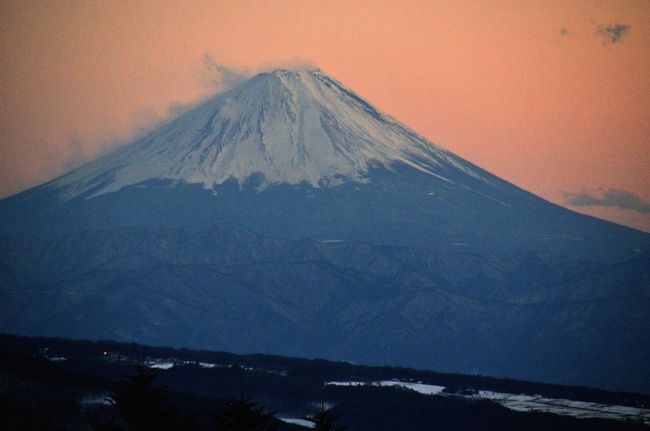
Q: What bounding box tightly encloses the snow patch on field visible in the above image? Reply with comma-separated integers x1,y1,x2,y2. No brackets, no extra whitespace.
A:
474,390,650,424
148,361,174,370
325,381,650,424
279,417,314,428
326,380,444,395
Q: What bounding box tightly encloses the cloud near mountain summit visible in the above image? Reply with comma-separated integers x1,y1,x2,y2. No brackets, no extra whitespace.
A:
565,188,650,213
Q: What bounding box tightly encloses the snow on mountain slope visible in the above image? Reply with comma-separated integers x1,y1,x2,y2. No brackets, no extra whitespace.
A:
51,69,494,200
4,67,647,261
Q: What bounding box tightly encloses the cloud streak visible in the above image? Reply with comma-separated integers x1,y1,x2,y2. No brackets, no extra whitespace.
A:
565,188,650,214
55,56,255,179
203,53,250,91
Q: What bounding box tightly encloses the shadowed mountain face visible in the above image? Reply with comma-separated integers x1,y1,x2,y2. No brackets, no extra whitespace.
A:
1,225,648,392
0,69,648,392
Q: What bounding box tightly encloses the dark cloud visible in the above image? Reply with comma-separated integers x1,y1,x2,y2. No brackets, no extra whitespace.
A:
203,53,250,91
565,188,650,213
597,23,630,43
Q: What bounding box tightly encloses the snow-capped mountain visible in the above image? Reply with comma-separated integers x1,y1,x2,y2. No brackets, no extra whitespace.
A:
3,69,646,261
52,69,492,200
1,68,649,392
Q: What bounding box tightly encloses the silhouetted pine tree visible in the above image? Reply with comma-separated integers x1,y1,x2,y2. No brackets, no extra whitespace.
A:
211,394,278,431
94,363,194,431
304,404,347,431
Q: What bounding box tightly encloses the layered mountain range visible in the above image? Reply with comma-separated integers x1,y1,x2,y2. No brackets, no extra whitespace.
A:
0,69,648,392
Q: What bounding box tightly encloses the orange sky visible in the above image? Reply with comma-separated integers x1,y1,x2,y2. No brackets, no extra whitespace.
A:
1,0,649,231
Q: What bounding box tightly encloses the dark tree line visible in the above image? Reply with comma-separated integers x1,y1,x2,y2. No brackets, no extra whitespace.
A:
304,404,348,431
95,364,346,431
93,364,196,431
211,395,277,431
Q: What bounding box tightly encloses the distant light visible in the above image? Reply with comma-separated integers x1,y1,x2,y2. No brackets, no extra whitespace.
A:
103,351,108,356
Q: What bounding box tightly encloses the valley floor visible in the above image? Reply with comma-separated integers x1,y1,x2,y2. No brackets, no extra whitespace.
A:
1,333,649,431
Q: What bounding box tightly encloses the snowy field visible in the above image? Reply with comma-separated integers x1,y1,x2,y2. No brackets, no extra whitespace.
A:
326,381,650,424
278,417,315,428
326,380,445,395
98,354,650,425
143,357,287,375
474,390,650,424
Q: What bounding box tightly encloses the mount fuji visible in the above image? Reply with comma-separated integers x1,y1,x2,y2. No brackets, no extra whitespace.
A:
1,69,648,392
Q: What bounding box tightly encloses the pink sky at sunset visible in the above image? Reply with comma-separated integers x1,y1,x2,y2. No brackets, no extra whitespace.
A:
1,0,649,231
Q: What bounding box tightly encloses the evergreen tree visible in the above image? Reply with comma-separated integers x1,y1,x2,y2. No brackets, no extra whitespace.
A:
211,394,278,431
94,363,193,431
304,404,347,431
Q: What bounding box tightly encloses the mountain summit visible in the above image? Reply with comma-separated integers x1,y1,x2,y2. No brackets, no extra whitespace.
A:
53,69,491,200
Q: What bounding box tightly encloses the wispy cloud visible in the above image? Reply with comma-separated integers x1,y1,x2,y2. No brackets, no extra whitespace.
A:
200,54,318,90
56,55,320,177
203,53,250,91
61,135,87,171
55,55,251,175
58,105,181,174
257,57,318,72
596,23,630,44
565,188,650,213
